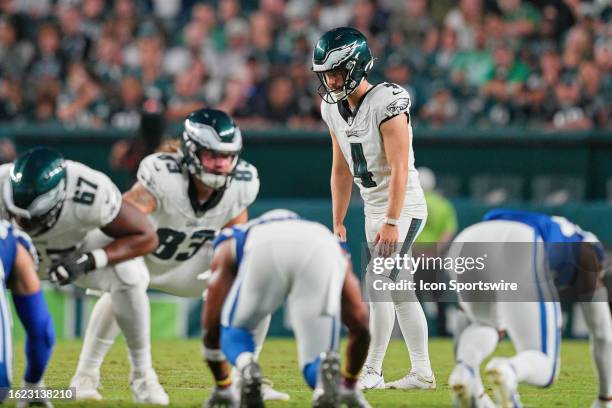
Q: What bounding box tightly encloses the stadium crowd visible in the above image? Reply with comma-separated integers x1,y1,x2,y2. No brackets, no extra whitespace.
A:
0,0,610,131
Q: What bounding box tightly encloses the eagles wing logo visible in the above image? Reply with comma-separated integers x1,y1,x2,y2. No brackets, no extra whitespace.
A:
316,41,358,71
386,98,410,117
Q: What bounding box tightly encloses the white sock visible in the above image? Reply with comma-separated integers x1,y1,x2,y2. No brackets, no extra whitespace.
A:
364,302,395,373
509,350,555,387
253,315,271,359
111,286,152,376
76,293,120,377
395,301,432,377
580,288,612,399
456,325,498,395
236,352,255,371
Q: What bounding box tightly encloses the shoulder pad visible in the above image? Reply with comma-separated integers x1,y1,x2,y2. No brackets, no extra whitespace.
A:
137,153,184,206
375,83,411,127
231,160,260,208
67,161,122,228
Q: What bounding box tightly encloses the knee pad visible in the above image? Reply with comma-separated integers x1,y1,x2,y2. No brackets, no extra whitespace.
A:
112,257,149,289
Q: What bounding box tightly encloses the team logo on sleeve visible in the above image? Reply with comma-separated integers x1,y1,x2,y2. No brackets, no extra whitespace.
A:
386,98,410,117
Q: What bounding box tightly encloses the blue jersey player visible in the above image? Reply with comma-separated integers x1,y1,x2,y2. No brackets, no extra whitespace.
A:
447,209,611,408
0,220,54,406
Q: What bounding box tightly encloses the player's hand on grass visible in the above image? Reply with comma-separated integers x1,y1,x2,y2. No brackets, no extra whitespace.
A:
48,252,96,285
334,224,347,241
375,223,398,257
205,385,238,408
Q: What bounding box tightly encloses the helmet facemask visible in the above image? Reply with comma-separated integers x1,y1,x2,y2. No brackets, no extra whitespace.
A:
316,61,358,104
181,133,240,190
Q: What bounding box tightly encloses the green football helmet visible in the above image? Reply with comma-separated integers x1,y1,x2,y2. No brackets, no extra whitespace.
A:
2,147,67,236
312,27,375,103
181,108,242,190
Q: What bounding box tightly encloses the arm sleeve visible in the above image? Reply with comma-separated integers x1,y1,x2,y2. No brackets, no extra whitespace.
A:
13,290,55,384
375,84,412,129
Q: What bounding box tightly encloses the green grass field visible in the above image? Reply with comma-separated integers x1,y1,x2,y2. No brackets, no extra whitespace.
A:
9,338,597,407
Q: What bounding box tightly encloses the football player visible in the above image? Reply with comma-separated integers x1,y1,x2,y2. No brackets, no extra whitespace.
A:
202,210,371,408
0,221,54,407
0,147,166,404
313,27,435,390
71,109,287,402
447,209,611,408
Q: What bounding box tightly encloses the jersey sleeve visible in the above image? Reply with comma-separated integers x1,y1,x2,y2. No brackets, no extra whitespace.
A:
0,220,18,280
136,153,184,213
136,154,163,208
0,163,13,220
228,160,260,220
374,83,412,129
70,162,122,229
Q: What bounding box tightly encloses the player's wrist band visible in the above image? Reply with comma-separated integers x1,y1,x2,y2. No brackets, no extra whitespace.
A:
215,375,232,387
340,366,360,380
204,346,226,362
90,249,108,269
385,217,399,226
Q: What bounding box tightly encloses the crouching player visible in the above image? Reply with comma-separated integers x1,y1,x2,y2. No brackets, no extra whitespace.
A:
202,210,371,408
0,221,54,406
447,209,611,408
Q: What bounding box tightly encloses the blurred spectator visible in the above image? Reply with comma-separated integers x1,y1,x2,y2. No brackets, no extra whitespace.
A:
578,60,608,128
30,80,60,123
451,24,494,88
497,0,540,39
81,0,107,39
28,23,65,85
216,77,250,118
56,62,110,127
165,69,205,122
0,0,607,130
420,83,459,127
550,73,592,130
110,104,165,179
444,0,482,50
128,35,171,103
390,0,433,48
110,75,143,129
482,42,530,99
58,5,91,62
435,27,459,72
94,33,124,84
0,16,33,80
287,61,319,127
563,25,593,71
0,78,23,120
318,0,352,32
250,76,299,125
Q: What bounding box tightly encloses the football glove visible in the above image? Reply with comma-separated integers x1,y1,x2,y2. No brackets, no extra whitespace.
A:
205,385,238,408
48,252,96,286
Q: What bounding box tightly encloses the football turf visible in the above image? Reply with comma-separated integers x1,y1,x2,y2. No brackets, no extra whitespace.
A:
10,338,596,407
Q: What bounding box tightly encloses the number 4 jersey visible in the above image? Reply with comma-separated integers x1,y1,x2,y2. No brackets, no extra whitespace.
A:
136,152,259,286
320,82,426,218
0,161,122,276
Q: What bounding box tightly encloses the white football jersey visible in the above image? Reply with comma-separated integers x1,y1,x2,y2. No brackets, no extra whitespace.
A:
136,152,259,276
0,161,122,275
321,82,426,218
